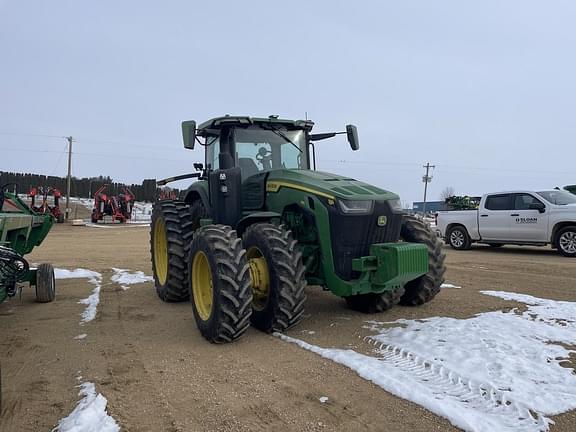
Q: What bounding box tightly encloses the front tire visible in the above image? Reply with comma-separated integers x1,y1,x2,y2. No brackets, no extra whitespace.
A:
556,226,576,257
345,287,404,313
150,200,194,302
189,225,252,343
242,224,307,333
447,225,472,250
400,215,446,306
36,263,55,303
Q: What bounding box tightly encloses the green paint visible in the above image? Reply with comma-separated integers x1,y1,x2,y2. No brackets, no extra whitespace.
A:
265,179,427,297
0,191,54,303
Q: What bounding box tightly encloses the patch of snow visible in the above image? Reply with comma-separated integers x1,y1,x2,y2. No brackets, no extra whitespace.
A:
84,223,115,229
319,396,329,403
55,268,102,324
277,291,576,432
74,334,87,340
111,268,153,291
441,283,462,289
53,382,119,432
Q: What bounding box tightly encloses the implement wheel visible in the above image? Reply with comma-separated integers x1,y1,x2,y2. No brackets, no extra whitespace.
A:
345,287,404,313
399,215,446,306
189,225,252,343
242,224,307,333
150,200,194,302
36,263,55,303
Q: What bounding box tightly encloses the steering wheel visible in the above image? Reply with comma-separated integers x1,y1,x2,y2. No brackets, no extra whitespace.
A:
255,147,271,163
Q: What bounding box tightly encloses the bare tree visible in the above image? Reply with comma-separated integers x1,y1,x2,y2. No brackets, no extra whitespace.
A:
440,186,455,200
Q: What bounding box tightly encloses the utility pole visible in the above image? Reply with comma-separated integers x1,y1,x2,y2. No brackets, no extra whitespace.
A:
422,162,435,215
65,136,74,220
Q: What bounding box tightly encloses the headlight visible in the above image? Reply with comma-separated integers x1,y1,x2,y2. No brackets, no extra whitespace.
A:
388,199,402,211
337,200,374,214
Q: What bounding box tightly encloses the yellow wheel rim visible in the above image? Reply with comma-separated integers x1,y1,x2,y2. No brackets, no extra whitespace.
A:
153,218,168,285
192,251,213,321
247,247,270,311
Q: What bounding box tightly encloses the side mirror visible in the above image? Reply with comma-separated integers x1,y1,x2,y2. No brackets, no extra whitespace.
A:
182,120,197,149
529,202,546,213
346,124,359,151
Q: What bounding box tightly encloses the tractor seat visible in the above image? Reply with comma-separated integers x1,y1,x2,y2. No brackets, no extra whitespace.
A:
238,158,260,179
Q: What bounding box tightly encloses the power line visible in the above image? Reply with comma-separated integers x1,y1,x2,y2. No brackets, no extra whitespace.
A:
0,147,186,162
0,132,66,139
49,143,69,176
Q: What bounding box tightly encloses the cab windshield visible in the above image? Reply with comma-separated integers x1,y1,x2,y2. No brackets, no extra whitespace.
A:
234,127,308,178
536,190,576,205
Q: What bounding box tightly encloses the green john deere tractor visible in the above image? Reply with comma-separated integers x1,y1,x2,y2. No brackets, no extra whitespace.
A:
0,185,56,305
151,116,446,343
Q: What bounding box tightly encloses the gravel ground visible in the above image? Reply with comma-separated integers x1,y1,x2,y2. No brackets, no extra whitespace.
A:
0,223,574,431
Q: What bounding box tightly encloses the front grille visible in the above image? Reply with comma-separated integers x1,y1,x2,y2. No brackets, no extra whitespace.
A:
327,201,403,280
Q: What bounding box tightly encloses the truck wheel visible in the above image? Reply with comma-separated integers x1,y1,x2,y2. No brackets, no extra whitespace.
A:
189,225,252,343
447,225,472,250
556,227,576,257
36,263,56,303
399,215,446,306
345,287,404,313
150,200,194,302
242,224,307,333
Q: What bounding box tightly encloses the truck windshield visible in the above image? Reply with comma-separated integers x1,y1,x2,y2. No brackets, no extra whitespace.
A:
536,190,576,205
234,127,308,178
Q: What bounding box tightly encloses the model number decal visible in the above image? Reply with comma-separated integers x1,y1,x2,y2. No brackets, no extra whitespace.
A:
515,217,538,224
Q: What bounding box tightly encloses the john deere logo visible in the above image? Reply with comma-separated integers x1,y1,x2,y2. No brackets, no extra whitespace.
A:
377,215,387,226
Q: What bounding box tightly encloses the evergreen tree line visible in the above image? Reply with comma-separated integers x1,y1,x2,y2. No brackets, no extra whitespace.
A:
0,171,178,202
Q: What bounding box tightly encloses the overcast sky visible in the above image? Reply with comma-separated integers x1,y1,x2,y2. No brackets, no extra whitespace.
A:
1,0,575,205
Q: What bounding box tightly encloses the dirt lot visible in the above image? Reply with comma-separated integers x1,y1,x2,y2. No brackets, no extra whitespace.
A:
1,224,575,432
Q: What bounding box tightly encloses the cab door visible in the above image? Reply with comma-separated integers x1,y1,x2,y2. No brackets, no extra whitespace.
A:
508,193,548,242
478,194,513,240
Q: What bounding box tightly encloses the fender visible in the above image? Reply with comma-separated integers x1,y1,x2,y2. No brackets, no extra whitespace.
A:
183,181,210,214
236,212,281,236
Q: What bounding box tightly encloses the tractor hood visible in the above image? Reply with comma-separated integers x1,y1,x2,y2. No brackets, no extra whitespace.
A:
266,170,399,201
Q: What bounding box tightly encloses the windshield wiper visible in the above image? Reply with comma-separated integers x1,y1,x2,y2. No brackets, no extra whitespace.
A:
264,126,302,153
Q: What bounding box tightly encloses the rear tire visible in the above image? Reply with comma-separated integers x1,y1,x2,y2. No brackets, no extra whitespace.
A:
150,200,194,302
189,225,252,343
447,225,472,250
242,224,307,333
399,215,446,306
36,263,55,303
555,226,576,257
345,287,404,313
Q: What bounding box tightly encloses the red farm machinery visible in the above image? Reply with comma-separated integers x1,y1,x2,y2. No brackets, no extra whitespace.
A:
91,185,135,224
29,187,64,223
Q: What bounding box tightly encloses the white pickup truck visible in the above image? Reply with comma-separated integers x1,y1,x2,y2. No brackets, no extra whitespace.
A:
436,190,576,257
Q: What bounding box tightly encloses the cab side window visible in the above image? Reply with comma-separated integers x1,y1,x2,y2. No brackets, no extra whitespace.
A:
514,194,543,210
485,194,513,210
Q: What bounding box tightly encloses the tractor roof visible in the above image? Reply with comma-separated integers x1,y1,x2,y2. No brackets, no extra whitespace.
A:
197,116,315,133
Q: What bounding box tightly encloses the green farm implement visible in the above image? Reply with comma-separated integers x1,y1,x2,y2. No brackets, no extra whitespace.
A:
151,116,446,343
0,185,56,305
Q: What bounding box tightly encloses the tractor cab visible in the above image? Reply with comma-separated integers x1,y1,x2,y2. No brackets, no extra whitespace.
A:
191,116,313,180
182,115,359,180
